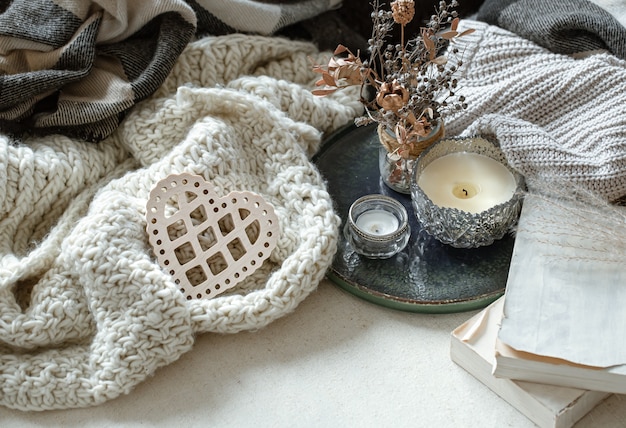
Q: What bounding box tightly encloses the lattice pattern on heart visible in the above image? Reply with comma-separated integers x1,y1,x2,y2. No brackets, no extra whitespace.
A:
146,173,279,300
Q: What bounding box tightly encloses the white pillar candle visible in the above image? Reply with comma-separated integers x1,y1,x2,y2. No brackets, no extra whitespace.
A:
417,152,517,214
355,210,399,235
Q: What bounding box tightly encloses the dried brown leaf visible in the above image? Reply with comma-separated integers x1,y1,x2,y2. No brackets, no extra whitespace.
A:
311,88,337,96
421,28,436,60
322,73,336,86
459,28,475,37
422,29,434,50
451,17,460,31
440,31,458,40
334,44,349,55
430,56,447,65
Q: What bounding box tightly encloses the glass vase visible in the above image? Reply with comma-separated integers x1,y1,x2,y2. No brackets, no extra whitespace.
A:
378,121,444,194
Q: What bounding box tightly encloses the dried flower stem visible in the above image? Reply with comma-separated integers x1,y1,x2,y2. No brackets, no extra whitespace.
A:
311,0,473,158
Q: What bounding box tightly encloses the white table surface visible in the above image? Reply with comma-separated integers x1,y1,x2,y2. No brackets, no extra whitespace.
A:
1,279,624,428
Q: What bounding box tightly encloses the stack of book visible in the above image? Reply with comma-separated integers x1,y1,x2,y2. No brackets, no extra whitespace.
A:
450,193,626,428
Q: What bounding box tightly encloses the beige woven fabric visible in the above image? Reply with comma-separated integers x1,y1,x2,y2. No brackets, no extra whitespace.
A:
0,34,361,410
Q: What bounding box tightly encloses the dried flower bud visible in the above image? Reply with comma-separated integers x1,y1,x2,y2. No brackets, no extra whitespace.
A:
391,0,415,26
376,80,410,112
311,0,472,134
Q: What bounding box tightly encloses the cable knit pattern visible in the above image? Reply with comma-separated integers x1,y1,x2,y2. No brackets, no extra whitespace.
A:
446,20,626,202
0,34,361,410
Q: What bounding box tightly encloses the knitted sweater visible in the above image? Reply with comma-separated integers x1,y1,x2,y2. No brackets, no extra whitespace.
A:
446,20,626,202
0,34,361,411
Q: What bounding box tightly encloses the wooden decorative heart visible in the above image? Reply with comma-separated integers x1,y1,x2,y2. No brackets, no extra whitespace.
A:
145,173,279,300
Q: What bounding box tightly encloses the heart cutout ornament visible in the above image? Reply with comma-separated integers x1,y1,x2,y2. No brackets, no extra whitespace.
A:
146,173,279,300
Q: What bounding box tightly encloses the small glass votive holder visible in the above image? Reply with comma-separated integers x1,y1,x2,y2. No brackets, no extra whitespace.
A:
378,146,416,195
410,136,524,249
344,194,410,259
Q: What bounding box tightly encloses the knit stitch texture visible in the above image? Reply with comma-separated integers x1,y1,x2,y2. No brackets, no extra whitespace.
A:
0,34,361,411
446,20,626,202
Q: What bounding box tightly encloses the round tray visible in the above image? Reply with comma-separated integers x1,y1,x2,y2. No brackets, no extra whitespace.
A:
313,124,514,313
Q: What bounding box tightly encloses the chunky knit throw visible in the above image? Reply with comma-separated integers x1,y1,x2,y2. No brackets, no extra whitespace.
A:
446,20,626,202
0,34,361,411
0,0,340,142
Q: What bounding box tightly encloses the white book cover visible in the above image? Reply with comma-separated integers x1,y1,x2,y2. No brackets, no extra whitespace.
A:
451,297,610,428
494,193,626,393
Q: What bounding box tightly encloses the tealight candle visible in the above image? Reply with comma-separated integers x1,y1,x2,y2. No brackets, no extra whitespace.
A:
344,194,410,259
417,152,517,214
411,137,524,248
355,210,399,235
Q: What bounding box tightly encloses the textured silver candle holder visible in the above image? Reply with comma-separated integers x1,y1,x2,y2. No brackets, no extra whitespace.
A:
410,136,524,249
344,194,410,259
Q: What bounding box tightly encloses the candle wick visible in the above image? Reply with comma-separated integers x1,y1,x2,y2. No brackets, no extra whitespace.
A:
463,188,468,196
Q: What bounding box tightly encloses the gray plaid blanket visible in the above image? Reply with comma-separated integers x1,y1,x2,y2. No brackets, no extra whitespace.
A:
0,0,339,142
477,0,626,59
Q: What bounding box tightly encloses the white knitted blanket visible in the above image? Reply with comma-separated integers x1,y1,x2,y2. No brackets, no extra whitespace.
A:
0,34,361,410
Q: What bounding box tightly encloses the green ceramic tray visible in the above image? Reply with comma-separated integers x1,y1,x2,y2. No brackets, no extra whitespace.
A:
313,124,514,314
